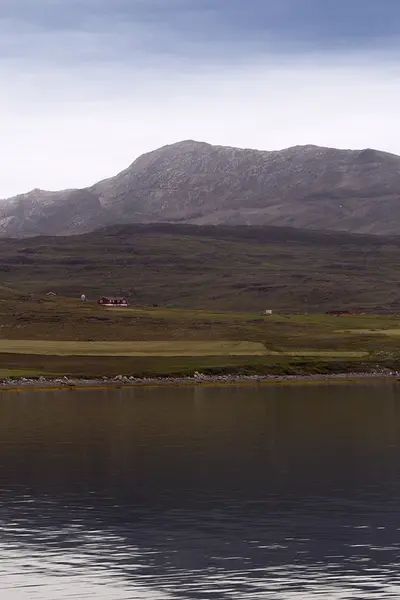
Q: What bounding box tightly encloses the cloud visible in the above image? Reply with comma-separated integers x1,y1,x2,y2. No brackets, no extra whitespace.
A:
1,0,400,197
2,0,400,64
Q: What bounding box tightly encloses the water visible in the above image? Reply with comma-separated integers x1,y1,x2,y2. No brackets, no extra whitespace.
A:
1,384,400,598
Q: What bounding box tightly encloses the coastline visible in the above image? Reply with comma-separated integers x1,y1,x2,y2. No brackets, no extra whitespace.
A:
0,370,399,392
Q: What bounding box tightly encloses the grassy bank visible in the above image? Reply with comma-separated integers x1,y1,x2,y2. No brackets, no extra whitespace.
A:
0,353,397,380
0,296,398,379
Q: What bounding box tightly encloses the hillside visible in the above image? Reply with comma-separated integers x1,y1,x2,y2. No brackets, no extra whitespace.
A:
1,141,400,236
1,224,400,312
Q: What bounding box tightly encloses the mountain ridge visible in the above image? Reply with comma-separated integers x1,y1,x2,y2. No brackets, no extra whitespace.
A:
1,140,400,237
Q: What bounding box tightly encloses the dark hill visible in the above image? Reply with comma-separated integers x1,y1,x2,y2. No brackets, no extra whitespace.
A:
2,223,400,312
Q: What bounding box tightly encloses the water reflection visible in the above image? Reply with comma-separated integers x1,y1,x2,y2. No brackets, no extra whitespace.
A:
1,384,400,598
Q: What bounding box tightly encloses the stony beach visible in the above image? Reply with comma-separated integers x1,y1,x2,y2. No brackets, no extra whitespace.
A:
0,370,399,391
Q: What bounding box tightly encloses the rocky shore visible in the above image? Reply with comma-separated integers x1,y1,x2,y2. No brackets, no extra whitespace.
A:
0,370,399,390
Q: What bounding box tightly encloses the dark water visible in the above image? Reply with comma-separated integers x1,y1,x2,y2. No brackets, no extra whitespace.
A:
1,384,400,599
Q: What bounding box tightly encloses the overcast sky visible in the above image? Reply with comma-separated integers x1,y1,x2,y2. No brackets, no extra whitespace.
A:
2,0,400,197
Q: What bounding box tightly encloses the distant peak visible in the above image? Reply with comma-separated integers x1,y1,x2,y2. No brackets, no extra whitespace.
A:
288,144,320,150
163,140,211,151
283,144,336,153
174,139,209,146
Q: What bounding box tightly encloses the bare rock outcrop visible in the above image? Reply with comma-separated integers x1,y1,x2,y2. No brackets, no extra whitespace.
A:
1,140,400,236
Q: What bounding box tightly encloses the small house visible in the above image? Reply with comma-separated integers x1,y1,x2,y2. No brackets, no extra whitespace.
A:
98,296,129,307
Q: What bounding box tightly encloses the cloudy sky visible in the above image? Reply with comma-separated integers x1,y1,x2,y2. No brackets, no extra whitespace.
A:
1,0,400,197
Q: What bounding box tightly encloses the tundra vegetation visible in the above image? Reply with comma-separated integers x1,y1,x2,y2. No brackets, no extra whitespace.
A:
0,224,399,379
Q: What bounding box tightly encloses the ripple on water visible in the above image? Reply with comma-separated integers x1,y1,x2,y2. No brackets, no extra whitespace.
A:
1,385,400,598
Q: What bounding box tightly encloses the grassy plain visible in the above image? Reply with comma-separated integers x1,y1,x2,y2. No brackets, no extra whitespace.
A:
0,223,399,378
0,294,398,378
0,340,268,357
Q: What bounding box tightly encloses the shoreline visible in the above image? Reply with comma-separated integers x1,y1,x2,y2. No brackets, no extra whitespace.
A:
0,370,400,392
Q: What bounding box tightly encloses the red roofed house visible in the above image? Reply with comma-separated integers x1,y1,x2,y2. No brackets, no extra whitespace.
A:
98,296,129,307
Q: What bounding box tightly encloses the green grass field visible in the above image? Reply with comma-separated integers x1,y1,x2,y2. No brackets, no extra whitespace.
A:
0,295,397,378
339,329,400,336
0,340,269,357
0,339,368,359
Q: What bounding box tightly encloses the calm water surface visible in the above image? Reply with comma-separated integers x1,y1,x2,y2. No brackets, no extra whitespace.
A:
1,383,400,599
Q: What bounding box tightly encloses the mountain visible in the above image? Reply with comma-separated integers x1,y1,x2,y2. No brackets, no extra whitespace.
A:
1,140,400,237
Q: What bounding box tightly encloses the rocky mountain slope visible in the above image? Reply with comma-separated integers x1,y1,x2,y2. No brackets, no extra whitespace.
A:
1,140,400,237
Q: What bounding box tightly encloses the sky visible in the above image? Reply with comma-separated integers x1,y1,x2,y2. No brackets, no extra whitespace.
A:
2,0,400,197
